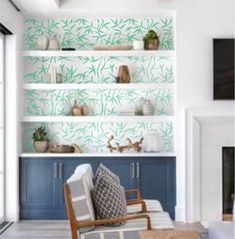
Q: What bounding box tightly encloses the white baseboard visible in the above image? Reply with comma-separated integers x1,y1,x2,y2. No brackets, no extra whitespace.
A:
175,206,186,222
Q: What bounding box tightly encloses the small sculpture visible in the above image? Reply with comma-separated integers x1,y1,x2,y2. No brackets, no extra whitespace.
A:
107,135,144,153
127,138,144,152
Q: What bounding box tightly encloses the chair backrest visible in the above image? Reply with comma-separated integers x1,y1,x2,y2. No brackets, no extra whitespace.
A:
66,164,95,233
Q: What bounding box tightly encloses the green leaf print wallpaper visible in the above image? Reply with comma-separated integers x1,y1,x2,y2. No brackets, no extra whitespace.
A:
24,18,174,50
24,56,174,84
23,17,175,153
23,122,174,153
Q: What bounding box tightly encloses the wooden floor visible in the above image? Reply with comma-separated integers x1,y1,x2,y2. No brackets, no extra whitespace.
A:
0,221,208,239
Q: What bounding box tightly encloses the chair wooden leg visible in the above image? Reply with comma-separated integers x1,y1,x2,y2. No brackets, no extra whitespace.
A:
71,223,79,239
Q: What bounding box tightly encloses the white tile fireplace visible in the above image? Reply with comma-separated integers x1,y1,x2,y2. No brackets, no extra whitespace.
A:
186,106,234,226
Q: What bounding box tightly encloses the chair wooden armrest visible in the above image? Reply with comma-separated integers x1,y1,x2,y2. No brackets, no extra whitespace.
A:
125,189,142,199
78,214,152,230
64,183,151,239
127,199,147,213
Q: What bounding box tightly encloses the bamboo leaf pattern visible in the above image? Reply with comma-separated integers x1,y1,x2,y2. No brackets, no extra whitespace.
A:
23,17,175,153
24,89,174,116
24,17,174,50
23,122,174,153
24,56,174,84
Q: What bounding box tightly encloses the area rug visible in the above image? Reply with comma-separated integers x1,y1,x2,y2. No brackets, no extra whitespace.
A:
139,230,201,239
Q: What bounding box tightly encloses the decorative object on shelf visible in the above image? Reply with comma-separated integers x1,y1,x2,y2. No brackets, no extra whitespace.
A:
116,65,131,83
36,34,49,50
49,144,75,153
32,126,49,153
71,100,82,116
56,73,62,83
71,144,83,153
143,130,163,152
143,30,160,50
48,65,62,84
135,97,146,115
61,48,76,51
117,111,135,116
132,40,144,50
48,35,60,50
127,138,144,152
107,135,144,153
143,100,154,115
94,45,132,51
107,135,128,153
81,104,89,116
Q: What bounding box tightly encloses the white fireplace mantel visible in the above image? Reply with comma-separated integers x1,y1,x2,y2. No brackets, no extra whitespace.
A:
186,105,234,224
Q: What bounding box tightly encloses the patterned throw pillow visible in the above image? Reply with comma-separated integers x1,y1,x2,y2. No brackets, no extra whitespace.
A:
92,174,127,226
94,163,120,184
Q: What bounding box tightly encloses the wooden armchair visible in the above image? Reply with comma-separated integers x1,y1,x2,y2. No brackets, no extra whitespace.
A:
64,184,152,239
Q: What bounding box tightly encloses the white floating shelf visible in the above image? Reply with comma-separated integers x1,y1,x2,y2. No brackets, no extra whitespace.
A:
22,115,175,123
20,152,177,157
22,50,176,57
23,83,174,90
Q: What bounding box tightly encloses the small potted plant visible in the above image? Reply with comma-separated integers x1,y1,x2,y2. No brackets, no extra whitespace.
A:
32,126,49,153
143,30,160,50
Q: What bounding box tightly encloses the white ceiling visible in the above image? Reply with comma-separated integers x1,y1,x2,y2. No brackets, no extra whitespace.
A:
13,0,173,17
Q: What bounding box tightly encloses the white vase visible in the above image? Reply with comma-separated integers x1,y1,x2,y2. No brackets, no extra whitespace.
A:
48,35,60,50
36,34,49,50
143,100,154,115
143,130,162,152
135,97,146,115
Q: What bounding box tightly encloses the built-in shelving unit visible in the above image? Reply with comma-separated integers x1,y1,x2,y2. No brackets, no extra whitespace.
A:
22,115,175,123
22,50,175,57
21,15,176,156
23,83,173,90
20,152,177,157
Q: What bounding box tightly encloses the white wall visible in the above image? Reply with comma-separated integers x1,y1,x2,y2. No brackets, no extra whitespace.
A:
200,123,234,225
165,0,234,221
0,0,23,221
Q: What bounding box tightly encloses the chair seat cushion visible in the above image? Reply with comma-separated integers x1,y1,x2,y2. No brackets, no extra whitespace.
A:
127,199,163,214
80,212,174,238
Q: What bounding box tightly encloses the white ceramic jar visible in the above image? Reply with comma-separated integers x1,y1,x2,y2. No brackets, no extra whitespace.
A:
135,97,146,115
133,40,144,50
48,35,60,50
143,100,154,115
143,130,163,152
37,34,49,50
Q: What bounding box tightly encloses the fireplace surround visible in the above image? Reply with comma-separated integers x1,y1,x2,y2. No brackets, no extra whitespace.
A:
186,106,234,224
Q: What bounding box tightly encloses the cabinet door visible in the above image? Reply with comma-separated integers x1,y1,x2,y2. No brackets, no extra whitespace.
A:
20,158,59,219
137,158,176,219
99,158,136,191
57,158,98,218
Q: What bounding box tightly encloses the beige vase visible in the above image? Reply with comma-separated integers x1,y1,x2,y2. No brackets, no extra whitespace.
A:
71,100,82,116
34,141,49,153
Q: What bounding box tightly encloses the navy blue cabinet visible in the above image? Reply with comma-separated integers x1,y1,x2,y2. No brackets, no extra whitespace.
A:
20,158,59,219
136,158,176,218
20,157,176,219
20,157,98,219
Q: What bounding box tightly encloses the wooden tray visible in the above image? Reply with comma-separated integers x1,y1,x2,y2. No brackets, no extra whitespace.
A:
94,45,133,50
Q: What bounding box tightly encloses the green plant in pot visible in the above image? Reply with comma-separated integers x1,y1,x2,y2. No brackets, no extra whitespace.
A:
32,126,49,153
143,30,160,50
